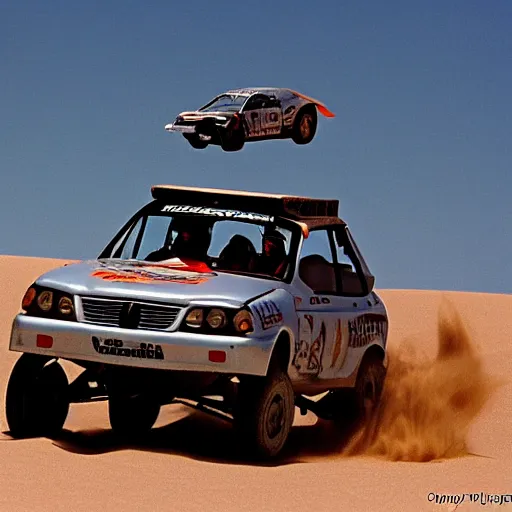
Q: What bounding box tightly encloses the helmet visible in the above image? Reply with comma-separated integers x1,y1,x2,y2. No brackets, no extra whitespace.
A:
263,230,286,258
171,218,212,260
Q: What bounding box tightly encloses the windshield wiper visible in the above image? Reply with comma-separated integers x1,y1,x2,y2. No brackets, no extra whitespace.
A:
215,269,281,281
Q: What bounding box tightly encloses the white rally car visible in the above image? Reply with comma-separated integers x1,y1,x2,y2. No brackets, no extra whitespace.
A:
6,185,388,459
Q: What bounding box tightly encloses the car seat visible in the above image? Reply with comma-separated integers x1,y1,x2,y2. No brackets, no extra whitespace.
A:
298,254,336,294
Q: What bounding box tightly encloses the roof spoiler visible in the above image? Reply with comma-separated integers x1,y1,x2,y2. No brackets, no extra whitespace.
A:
290,90,336,118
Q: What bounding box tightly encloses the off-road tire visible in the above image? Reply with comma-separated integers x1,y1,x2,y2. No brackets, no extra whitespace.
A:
327,352,386,426
234,367,295,459
108,394,161,437
6,354,69,438
220,125,245,152
354,353,386,422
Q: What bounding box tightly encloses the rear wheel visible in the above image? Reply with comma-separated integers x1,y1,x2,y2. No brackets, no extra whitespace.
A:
327,352,386,426
354,353,386,422
291,105,317,144
6,354,69,438
108,393,161,437
234,366,295,459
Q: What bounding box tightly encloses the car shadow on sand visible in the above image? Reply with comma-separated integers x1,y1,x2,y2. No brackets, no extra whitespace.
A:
3,409,360,467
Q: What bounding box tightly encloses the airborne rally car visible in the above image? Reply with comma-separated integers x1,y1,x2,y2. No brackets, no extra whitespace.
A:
6,185,388,459
164,88,335,151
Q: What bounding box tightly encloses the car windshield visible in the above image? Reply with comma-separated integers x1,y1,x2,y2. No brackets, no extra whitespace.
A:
104,205,295,281
199,94,248,113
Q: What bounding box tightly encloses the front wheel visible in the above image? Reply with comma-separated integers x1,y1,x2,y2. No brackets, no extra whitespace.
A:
6,354,70,438
220,117,245,152
291,105,318,145
184,134,208,149
108,394,161,437
234,368,295,459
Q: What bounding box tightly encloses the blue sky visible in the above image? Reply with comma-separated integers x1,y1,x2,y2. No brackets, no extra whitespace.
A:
1,0,511,293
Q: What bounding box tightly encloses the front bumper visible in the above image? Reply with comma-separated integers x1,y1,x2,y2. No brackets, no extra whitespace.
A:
9,314,275,376
165,123,196,133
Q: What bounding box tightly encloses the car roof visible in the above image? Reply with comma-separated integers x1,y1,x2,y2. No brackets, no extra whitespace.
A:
223,87,290,96
217,88,336,118
151,184,345,228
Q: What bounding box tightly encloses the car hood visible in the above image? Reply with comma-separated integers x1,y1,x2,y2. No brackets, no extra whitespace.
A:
35,259,282,308
178,111,236,119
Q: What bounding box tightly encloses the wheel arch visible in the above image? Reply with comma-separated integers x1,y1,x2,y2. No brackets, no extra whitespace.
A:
360,343,387,371
267,329,293,375
298,101,318,116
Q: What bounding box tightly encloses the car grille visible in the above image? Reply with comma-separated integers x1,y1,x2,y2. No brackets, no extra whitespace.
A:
80,297,181,331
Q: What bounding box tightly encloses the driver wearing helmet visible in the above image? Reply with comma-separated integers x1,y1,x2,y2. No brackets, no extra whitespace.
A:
146,220,212,272
259,230,288,278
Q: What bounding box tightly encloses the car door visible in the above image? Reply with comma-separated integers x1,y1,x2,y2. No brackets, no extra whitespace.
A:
291,226,381,384
242,94,282,138
329,225,388,380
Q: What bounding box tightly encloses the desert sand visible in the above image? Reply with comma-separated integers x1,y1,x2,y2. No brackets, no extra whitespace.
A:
0,255,510,512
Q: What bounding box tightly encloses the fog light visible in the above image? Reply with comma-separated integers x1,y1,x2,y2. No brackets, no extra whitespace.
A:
233,310,254,334
209,350,226,363
185,308,203,328
37,291,53,312
58,296,74,315
206,308,227,329
36,334,53,348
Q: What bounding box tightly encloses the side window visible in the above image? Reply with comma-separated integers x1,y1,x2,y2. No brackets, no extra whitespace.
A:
111,217,143,259
267,96,280,108
333,227,366,296
298,229,336,294
244,94,270,110
134,216,173,260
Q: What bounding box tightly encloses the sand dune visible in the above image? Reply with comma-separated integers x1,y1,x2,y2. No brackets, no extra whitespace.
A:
0,255,510,512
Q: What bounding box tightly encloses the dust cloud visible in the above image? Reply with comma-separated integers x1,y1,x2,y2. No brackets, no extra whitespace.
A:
342,299,496,462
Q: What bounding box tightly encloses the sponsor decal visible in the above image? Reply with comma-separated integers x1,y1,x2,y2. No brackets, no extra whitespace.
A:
253,299,283,330
348,313,387,348
226,89,257,96
310,296,331,305
249,126,281,137
284,105,296,116
92,336,164,360
330,319,343,368
293,314,325,375
245,109,281,138
161,205,274,223
91,261,212,285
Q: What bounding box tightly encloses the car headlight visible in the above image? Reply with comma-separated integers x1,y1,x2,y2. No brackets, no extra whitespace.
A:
206,308,227,329
181,307,253,335
21,284,76,321
58,296,74,315
185,308,204,328
22,287,36,310
37,290,53,311
233,310,254,334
